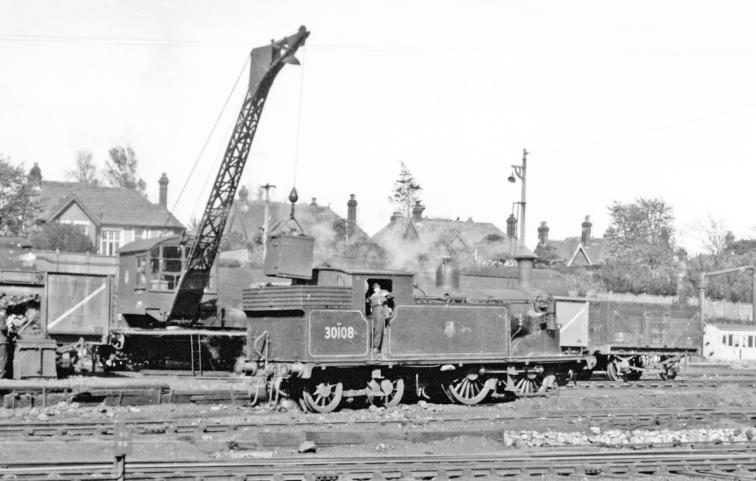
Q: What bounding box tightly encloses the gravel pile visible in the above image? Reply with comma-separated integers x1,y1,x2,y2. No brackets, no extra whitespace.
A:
501,426,756,448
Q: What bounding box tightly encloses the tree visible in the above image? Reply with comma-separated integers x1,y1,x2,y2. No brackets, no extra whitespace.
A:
29,223,96,253
390,161,422,217
0,155,39,235
598,197,681,295
604,197,675,254
104,145,146,194
66,150,101,185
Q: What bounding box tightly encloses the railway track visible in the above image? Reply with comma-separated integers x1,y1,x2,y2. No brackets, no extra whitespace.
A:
567,377,756,390
2,406,755,442
3,375,755,411
3,445,756,480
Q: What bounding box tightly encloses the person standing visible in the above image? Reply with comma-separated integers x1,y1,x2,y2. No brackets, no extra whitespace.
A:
368,282,392,354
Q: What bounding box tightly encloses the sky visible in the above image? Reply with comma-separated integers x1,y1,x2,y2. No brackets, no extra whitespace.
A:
1,0,755,253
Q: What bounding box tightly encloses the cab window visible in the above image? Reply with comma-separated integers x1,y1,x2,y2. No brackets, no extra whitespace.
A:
149,245,184,291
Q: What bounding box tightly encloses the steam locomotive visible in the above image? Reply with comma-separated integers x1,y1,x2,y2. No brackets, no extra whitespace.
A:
237,240,592,412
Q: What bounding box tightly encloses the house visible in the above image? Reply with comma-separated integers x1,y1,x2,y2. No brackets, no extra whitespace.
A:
35,172,184,255
372,201,517,272
534,216,608,268
223,187,386,269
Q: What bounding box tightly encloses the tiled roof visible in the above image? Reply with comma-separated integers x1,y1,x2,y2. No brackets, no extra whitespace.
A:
37,181,184,229
372,216,524,271
223,197,386,268
539,236,608,267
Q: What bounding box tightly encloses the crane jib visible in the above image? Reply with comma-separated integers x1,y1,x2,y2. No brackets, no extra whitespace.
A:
167,26,310,323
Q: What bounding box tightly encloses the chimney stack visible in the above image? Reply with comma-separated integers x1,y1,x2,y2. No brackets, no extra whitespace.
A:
411,201,424,222
28,162,42,189
239,185,249,202
158,173,169,208
310,197,318,206
390,211,402,222
506,214,517,239
537,221,549,247
581,215,592,244
346,194,357,239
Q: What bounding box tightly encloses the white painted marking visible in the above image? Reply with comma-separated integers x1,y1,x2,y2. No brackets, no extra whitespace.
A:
559,303,587,332
47,283,106,331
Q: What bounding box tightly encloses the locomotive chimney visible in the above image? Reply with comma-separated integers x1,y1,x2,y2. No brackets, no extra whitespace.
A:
538,221,549,247
581,215,592,244
158,173,169,208
515,249,536,290
347,194,357,239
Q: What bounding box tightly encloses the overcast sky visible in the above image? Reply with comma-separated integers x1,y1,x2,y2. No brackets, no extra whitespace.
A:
1,0,754,253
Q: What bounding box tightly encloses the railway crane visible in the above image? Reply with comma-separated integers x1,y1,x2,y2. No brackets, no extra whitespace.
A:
169,26,309,324
115,26,310,330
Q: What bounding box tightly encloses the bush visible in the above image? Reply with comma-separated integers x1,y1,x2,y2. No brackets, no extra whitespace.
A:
30,223,96,253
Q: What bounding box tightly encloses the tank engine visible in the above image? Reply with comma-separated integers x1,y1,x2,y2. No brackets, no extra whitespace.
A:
240,264,592,412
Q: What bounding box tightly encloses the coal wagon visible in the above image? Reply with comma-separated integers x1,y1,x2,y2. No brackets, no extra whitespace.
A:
557,298,699,380
0,238,116,377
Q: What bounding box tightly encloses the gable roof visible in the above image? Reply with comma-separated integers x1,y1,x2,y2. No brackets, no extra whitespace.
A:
372,215,522,271
539,235,608,267
37,181,184,230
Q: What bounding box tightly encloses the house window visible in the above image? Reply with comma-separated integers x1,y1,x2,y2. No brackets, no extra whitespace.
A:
749,336,754,348
722,335,726,344
729,334,733,346
135,228,146,240
100,229,121,256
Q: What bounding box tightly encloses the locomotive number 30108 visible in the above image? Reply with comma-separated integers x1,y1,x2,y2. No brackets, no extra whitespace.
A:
324,324,356,340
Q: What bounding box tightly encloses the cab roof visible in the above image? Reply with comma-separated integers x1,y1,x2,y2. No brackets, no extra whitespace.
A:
119,236,181,255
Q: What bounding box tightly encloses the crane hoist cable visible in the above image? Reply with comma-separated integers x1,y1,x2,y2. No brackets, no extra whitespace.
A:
162,55,251,230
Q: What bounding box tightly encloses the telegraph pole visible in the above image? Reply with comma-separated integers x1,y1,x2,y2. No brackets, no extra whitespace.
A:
260,183,276,260
518,149,528,250
507,148,528,250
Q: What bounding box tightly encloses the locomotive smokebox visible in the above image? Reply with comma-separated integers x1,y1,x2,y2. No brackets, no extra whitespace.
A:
263,234,315,280
436,256,460,291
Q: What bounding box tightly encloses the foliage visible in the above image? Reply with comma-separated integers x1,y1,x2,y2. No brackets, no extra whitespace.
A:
563,268,604,297
0,155,40,236
682,237,756,302
389,161,422,217
598,197,680,295
29,222,96,253
66,150,101,185
105,145,146,194
534,243,562,268
604,197,674,254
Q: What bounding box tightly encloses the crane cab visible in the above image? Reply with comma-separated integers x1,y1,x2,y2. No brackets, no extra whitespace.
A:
117,236,217,327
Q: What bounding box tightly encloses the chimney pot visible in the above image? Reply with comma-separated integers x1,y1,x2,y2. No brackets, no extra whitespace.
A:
346,194,358,239
506,214,517,239
310,197,317,206
581,215,592,244
537,221,550,247
158,173,169,208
